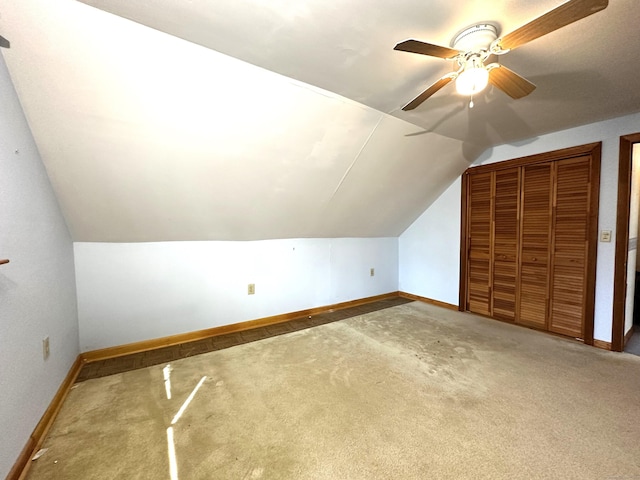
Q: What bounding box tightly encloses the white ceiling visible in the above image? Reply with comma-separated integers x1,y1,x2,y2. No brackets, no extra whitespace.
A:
1,0,639,241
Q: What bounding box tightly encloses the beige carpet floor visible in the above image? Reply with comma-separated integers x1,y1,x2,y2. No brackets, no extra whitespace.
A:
26,302,640,479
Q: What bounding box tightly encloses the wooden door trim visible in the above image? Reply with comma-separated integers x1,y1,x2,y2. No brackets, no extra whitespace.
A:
584,148,601,345
467,142,601,174
547,162,558,332
459,172,470,311
489,171,496,317
515,167,525,324
612,133,640,351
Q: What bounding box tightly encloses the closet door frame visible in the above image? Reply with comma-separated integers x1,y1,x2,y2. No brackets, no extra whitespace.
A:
459,142,601,345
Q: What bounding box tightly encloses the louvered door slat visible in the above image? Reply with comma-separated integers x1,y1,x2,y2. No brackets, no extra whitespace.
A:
517,164,552,329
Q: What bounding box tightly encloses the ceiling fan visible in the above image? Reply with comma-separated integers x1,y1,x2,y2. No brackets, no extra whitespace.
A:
394,0,608,111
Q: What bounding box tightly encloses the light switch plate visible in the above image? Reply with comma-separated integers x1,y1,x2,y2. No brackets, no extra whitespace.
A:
600,230,612,242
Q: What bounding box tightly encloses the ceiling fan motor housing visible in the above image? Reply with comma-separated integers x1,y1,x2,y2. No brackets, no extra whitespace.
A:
451,24,498,53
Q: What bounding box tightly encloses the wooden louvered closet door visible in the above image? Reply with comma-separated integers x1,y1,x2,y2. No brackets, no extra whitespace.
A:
549,156,592,338
517,163,552,329
461,143,600,344
492,168,520,322
467,172,493,316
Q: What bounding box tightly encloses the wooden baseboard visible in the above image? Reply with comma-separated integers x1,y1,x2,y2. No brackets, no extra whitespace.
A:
625,325,635,346
398,291,458,311
8,355,83,480
81,291,401,363
593,339,613,351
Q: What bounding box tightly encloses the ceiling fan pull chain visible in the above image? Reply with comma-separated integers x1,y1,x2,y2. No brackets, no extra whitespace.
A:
469,96,475,109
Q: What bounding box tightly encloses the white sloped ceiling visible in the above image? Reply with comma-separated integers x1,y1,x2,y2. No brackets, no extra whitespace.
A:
0,0,639,241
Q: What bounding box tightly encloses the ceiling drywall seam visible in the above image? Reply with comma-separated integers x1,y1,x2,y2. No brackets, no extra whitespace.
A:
324,113,385,207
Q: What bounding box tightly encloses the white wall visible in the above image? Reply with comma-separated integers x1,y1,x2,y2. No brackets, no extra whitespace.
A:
0,55,79,479
399,111,640,343
75,238,398,351
399,178,461,306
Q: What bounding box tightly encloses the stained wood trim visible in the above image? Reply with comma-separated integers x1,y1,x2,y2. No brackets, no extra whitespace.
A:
464,142,601,175
515,168,522,322
546,162,557,331
489,171,496,317
515,167,525,323
399,291,458,310
584,145,601,345
8,355,83,480
81,292,401,363
459,172,470,311
625,325,635,346
612,133,640,351
593,339,612,351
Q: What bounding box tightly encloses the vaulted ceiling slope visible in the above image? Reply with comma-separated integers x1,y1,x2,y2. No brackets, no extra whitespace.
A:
1,0,639,241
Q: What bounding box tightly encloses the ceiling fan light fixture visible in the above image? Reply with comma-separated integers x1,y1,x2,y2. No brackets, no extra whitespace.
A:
395,0,610,111
455,58,489,96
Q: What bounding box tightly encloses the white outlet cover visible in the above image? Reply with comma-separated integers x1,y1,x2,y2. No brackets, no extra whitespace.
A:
42,336,50,359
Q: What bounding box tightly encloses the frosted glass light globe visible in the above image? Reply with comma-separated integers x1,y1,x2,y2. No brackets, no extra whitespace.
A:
456,65,489,96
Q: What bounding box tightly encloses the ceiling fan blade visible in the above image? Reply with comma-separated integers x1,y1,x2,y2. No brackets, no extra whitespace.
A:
0,35,10,49
497,0,608,52
394,39,460,59
402,75,456,111
488,64,536,99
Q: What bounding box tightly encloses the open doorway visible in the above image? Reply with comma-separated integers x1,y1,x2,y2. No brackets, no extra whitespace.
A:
612,133,640,352
624,143,640,354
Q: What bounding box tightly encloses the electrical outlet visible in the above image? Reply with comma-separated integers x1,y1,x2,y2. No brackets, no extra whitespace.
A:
43,336,50,360
248,283,255,295
370,268,375,277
